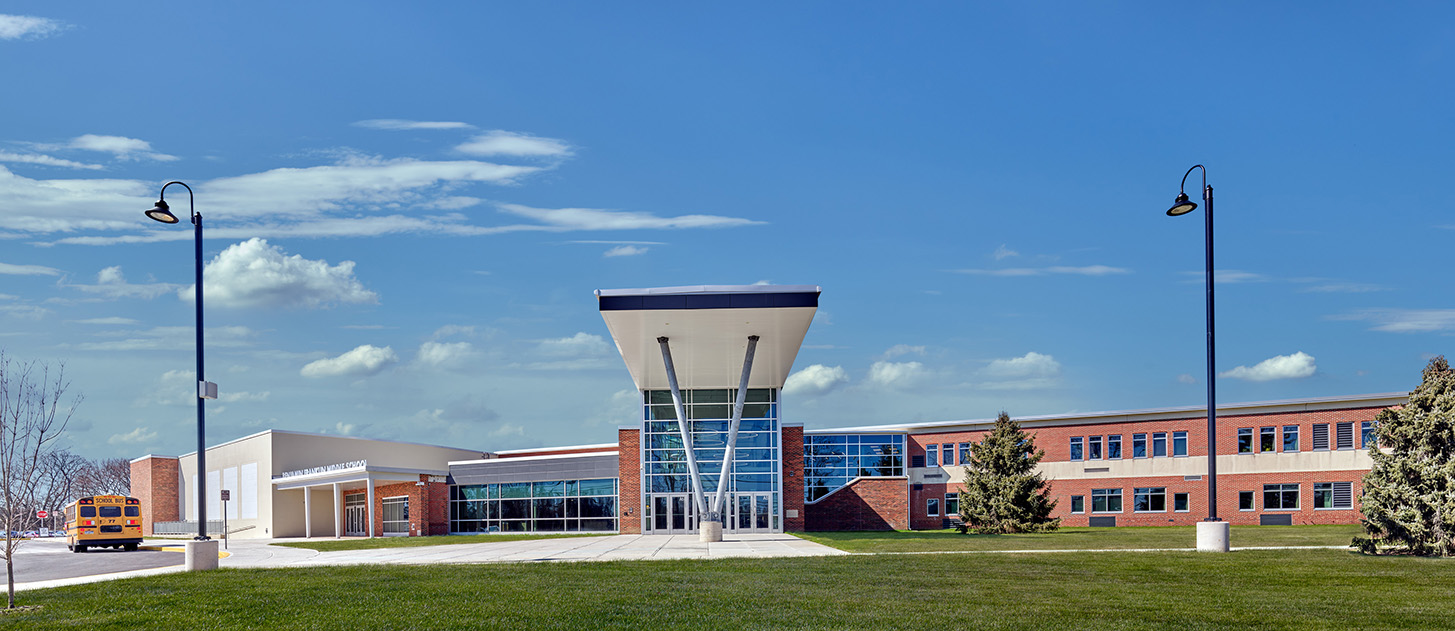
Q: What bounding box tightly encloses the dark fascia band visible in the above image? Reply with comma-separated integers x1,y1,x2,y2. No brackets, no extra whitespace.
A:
599,291,819,312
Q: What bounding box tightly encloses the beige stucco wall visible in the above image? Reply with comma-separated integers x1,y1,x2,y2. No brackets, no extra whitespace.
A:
176,431,273,539
924,449,1374,485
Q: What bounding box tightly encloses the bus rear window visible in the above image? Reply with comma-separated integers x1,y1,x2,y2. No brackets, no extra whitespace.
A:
80,507,96,518
125,506,139,517
99,506,122,518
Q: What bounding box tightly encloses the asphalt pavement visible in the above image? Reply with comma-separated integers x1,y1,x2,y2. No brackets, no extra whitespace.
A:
6,537,183,588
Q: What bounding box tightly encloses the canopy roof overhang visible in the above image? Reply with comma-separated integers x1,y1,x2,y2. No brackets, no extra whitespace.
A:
596,285,820,391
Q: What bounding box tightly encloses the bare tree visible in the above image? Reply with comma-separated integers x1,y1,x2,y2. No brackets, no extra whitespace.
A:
91,458,131,496
0,353,81,609
35,450,89,530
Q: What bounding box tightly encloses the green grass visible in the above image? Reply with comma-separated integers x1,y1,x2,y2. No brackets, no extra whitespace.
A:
6,549,1453,629
271,532,608,552
798,524,1365,553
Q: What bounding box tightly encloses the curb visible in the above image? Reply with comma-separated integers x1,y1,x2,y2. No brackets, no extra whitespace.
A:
139,545,231,558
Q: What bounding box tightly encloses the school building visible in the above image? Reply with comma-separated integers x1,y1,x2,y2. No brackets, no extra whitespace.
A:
131,285,1402,538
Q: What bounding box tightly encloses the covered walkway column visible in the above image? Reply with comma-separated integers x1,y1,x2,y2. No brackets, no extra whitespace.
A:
303,485,312,538
333,482,342,539
366,475,376,538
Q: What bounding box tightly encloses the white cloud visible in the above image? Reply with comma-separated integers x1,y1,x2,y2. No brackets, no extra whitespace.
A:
498,203,763,231
1337,309,1455,334
0,151,103,170
1177,373,1197,385
334,422,357,436
417,341,476,367
604,245,648,257
107,426,158,445
0,14,64,40
883,345,926,358
353,119,475,131
455,130,572,158
0,304,50,319
538,332,610,357
0,261,60,275
1220,352,1317,382
868,361,927,388
783,364,850,396
979,352,1062,390
70,266,177,299
181,238,377,309
300,345,398,378
952,265,1130,277
993,244,1019,260
65,134,177,161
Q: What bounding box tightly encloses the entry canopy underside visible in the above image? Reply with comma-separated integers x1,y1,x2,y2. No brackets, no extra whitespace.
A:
597,285,820,391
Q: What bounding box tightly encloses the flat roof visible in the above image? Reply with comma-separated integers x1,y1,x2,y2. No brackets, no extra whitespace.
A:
597,284,820,390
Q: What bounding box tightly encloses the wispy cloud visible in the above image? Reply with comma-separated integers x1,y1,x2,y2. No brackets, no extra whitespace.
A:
68,266,177,299
992,244,1019,260
353,119,475,131
455,130,572,158
1221,352,1317,381
53,134,178,161
0,151,104,170
952,265,1130,277
0,14,65,40
604,245,648,257
498,203,764,231
977,351,1062,390
0,261,60,275
1336,309,1455,334
867,361,927,388
74,325,256,351
300,345,398,378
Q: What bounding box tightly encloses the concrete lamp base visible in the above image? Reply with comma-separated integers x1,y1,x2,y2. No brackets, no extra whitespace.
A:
1196,521,1230,552
699,521,723,543
185,540,220,571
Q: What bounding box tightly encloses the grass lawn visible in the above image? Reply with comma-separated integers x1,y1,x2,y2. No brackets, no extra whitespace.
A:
271,532,609,552
5,548,1453,629
799,524,1365,553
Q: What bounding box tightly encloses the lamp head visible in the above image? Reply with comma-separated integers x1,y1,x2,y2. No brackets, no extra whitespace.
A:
145,199,180,224
1166,192,1197,217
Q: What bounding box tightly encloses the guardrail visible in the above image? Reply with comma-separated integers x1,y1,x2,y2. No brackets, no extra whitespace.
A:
151,520,226,535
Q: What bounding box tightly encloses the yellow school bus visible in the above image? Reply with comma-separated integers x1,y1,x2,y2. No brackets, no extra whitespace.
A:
64,495,143,552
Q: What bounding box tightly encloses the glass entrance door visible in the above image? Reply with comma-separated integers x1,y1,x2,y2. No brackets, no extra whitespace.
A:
731,493,774,533
344,493,366,536
650,493,696,534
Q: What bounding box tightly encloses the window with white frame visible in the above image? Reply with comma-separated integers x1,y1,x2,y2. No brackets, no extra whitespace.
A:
958,442,971,464
1107,434,1122,459
943,444,954,466
1070,495,1085,513
1133,487,1167,512
1237,428,1254,454
944,493,959,516
926,444,939,467
1314,482,1353,509
1282,425,1299,452
1132,434,1147,458
1172,431,1188,457
927,497,940,517
1173,492,1189,512
1152,432,1167,457
1239,491,1254,511
1264,483,1299,510
1070,437,1084,462
1089,436,1103,460
1360,422,1375,449
1259,426,1276,453
382,496,410,535
1091,488,1122,513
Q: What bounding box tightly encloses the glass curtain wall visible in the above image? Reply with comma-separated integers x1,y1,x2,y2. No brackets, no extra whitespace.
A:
642,388,781,531
449,478,618,533
803,433,906,501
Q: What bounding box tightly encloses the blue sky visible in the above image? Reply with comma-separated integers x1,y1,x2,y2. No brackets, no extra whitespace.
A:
2,3,1450,460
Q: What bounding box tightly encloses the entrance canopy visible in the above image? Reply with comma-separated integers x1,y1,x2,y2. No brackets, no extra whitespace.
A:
596,285,820,390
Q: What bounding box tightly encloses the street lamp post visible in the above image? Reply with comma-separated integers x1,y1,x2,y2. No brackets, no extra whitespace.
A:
144,182,217,556
1165,164,1229,552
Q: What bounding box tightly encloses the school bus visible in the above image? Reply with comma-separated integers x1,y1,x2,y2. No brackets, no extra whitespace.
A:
64,495,143,552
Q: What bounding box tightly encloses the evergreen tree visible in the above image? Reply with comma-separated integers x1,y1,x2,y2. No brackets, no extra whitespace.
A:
1355,356,1455,556
958,411,1060,534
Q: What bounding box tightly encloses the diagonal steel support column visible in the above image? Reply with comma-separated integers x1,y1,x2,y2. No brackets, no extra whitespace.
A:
657,337,708,519
709,335,759,522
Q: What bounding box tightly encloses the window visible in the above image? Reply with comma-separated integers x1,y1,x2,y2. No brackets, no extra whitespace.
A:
1091,488,1122,513
926,444,939,467
382,496,410,535
1174,493,1190,512
1107,435,1122,459
1134,487,1167,512
958,442,971,464
1132,434,1147,458
1070,437,1084,462
1070,495,1085,513
943,444,955,466
1239,491,1254,511
1152,432,1167,458
1264,484,1300,510
1237,428,1254,453
927,498,940,517
1314,482,1353,509
1260,427,1276,453
1172,431,1188,457
1336,422,1355,450
1089,436,1103,460
1282,425,1300,452
1312,423,1330,450
945,493,959,516
1361,421,1375,449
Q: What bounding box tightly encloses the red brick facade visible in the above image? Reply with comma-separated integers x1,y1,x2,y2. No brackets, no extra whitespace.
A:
782,425,805,531
618,428,642,534
804,478,909,530
372,475,450,537
129,456,180,535
497,445,619,459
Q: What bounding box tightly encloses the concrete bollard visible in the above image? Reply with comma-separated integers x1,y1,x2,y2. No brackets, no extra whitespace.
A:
185,539,220,570
1196,521,1230,552
699,520,723,543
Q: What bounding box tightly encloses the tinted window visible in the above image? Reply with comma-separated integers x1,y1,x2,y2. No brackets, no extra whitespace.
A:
99,506,122,517
80,506,96,518
125,506,139,517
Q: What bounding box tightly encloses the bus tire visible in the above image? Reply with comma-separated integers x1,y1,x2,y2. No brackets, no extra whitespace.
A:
123,543,137,552
75,545,86,553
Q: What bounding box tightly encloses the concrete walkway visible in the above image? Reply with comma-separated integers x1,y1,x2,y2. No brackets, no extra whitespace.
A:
13,533,844,591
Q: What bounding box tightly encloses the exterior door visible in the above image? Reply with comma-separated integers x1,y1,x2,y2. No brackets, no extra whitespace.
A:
344,493,366,536
732,493,774,533
650,493,696,534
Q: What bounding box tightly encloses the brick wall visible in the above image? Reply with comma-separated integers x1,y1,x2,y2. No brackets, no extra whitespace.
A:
372,475,450,536
618,427,641,534
804,478,908,531
782,425,805,531
1043,471,1368,526
129,456,180,535
496,445,620,459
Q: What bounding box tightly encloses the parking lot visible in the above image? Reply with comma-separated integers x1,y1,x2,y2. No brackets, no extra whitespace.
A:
7,537,182,586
